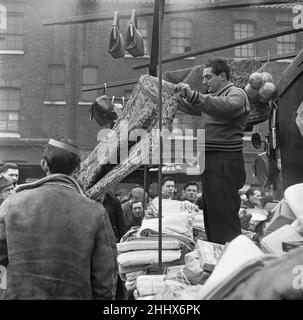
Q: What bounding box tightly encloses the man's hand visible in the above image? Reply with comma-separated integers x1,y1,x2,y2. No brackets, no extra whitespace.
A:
175,83,194,100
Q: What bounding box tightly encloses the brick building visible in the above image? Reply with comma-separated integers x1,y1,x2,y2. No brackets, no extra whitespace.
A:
0,0,301,188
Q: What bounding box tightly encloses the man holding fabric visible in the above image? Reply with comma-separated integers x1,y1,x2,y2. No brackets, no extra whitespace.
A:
176,58,250,245
0,137,117,300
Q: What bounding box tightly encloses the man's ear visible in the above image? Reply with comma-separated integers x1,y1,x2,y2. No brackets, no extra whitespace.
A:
40,159,49,174
220,72,227,80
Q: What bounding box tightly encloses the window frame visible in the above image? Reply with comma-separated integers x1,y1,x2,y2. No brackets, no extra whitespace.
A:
0,87,20,132
0,12,24,52
234,20,256,58
276,22,297,55
170,18,193,55
47,64,66,102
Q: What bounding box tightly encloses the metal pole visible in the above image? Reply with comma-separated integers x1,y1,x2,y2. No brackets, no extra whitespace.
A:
158,0,165,274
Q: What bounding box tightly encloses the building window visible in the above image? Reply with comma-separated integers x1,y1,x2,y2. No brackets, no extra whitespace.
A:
82,66,98,102
0,14,23,50
137,18,149,55
47,65,65,101
0,88,20,132
277,24,297,54
170,19,192,55
234,21,255,58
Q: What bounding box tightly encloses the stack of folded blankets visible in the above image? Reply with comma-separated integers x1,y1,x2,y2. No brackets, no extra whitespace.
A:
142,199,201,250
117,237,184,287
117,200,202,292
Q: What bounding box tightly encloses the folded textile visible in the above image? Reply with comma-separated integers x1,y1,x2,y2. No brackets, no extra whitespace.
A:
136,275,166,296
139,212,194,240
118,249,181,268
119,264,152,277
117,238,182,253
119,261,181,277
125,270,146,282
133,290,154,300
150,199,199,217
193,227,207,241
120,226,141,243
136,275,189,297
139,231,195,251
153,284,205,300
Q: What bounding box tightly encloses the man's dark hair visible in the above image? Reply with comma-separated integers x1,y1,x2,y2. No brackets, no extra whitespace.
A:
205,58,231,81
43,137,81,175
0,162,19,174
161,176,175,187
183,181,199,191
246,187,261,199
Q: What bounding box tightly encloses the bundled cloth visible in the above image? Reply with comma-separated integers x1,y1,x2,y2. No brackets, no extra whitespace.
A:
150,199,199,217
118,250,181,269
139,214,193,239
118,261,180,278
139,199,196,250
139,228,195,251
136,274,189,298
117,238,182,253
124,270,146,292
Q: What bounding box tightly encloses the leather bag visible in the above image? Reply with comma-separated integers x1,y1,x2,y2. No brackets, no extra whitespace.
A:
108,11,125,58
90,94,118,128
125,9,145,57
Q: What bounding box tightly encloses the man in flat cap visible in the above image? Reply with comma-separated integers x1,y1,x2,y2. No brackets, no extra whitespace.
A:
0,137,117,300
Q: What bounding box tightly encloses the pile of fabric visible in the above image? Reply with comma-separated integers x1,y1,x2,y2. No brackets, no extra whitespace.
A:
134,271,190,300
139,200,203,250
116,200,205,297
117,237,184,297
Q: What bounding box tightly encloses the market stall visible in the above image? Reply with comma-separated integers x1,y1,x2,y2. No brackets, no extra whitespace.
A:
43,0,303,300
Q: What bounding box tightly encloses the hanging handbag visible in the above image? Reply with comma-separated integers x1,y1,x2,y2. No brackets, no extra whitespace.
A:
90,86,118,128
125,9,145,57
108,11,125,58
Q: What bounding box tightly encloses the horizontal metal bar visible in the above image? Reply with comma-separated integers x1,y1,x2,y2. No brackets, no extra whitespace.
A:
42,1,292,26
82,79,138,91
132,27,303,70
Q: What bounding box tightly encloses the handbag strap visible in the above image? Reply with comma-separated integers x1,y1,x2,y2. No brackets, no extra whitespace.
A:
130,9,136,25
113,11,119,26
129,9,136,37
112,11,119,40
